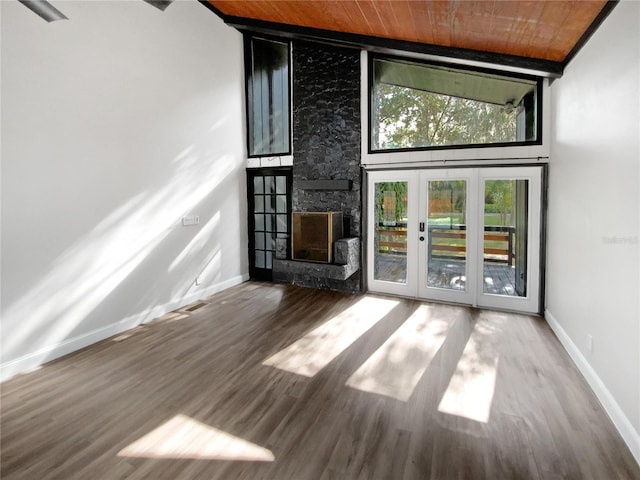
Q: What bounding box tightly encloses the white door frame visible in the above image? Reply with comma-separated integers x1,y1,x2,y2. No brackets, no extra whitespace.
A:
475,166,542,313
366,170,418,297
366,166,543,314
417,168,478,306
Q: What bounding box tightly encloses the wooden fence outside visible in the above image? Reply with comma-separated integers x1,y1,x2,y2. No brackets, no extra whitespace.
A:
377,224,515,264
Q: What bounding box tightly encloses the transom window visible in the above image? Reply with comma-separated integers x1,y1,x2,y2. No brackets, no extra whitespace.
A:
370,56,541,152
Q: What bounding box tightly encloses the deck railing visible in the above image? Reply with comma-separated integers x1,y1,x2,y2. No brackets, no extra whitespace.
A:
377,224,515,264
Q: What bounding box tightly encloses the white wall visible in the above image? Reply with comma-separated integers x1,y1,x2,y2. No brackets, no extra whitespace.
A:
1,0,248,380
547,0,640,462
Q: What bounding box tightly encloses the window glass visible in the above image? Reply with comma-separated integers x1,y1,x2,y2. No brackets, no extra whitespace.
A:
253,176,264,194
254,214,264,231
265,197,275,213
277,214,287,232
265,214,275,231
371,57,539,151
265,176,275,194
254,196,264,213
276,195,287,213
255,251,265,268
248,38,290,156
255,233,265,250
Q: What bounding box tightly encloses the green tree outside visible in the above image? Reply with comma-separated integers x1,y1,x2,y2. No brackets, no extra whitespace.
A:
374,84,516,150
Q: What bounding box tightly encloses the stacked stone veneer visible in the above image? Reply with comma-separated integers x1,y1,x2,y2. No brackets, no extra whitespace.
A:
274,40,362,293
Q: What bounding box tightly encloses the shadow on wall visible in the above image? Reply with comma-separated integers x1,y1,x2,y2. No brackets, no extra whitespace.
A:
1,141,240,375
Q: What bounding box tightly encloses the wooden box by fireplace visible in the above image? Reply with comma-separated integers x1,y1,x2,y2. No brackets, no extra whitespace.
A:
292,212,343,263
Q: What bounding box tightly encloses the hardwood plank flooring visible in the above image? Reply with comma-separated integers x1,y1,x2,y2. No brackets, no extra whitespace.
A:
1,282,638,479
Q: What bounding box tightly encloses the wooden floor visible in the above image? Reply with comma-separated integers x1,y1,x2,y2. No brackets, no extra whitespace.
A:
2,282,638,479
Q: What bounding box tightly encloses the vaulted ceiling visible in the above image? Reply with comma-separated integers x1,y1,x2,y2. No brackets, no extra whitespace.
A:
205,0,615,77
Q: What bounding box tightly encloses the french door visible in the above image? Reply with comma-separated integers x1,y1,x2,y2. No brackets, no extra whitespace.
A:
247,168,292,281
367,167,542,313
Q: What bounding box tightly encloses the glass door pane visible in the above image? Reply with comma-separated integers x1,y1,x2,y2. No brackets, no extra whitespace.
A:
367,171,417,297
477,167,541,314
418,169,476,305
373,181,408,283
427,180,467,291
482,179,527,297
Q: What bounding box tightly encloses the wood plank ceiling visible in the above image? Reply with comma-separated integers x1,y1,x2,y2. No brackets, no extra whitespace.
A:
206,0,612,75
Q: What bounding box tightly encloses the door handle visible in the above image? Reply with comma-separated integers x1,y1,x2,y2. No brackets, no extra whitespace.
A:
419,222,425,232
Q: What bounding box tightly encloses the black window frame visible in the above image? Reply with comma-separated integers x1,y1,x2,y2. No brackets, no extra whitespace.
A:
246,167,293,281
244,34,292,158
368,53,544,154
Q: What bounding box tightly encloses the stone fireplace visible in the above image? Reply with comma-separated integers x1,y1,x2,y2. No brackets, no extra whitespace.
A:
271,40,362,293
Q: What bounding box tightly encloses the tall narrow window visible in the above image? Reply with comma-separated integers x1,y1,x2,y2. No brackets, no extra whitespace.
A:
246,37,290,157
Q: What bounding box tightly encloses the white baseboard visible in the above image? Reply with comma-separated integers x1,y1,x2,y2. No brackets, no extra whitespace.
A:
545,309,640,466
191,273,250,303
0,274,249,383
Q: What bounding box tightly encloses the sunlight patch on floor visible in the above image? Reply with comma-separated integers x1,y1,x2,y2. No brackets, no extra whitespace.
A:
438,319,500,423
346,304,450,401
118,414,275,461
262,296,399,377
